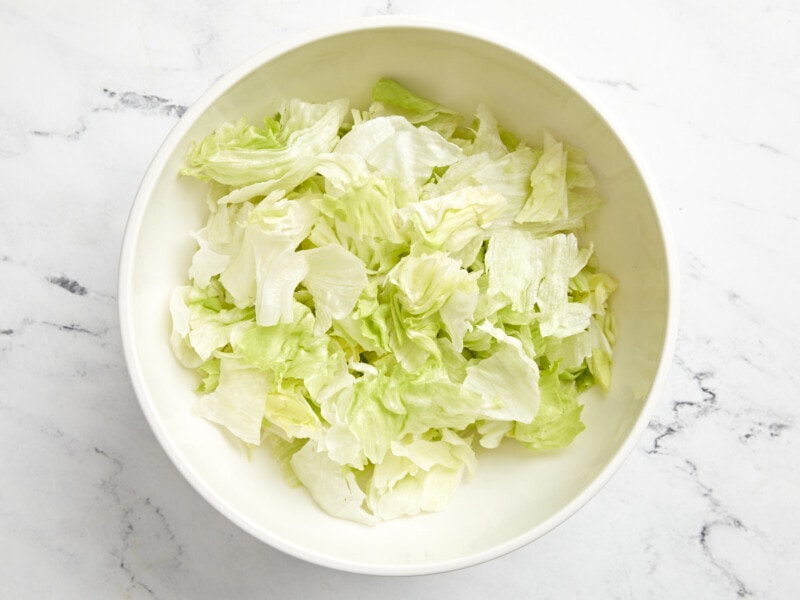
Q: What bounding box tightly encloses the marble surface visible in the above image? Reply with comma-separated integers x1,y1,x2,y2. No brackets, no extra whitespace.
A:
1,0,798,597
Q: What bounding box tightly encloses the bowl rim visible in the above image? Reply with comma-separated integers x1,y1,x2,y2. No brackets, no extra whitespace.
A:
118,15,680,576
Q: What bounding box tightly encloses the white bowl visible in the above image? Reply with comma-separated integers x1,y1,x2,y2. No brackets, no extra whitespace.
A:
119,17,678,575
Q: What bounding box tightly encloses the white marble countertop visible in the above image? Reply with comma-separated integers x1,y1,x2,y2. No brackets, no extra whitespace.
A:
1,0,798,597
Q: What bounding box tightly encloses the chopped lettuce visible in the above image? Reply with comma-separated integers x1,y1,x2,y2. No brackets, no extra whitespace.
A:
171,78,616,524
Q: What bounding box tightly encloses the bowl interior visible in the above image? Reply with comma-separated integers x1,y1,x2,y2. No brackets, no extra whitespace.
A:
121,23,673,575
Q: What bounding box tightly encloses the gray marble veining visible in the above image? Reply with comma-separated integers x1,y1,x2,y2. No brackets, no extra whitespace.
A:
1,0,798,597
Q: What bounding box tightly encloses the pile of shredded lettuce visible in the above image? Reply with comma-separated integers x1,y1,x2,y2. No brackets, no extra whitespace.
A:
170,78,616,524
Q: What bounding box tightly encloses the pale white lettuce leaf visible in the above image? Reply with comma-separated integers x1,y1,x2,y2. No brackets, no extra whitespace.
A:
290,440,376,526
335,116,462,191
367,430,475,521
394,185,506,265
515,131,568,223
300,244,368,334
193,357,269,445
463,342,541,423
486,230,592,337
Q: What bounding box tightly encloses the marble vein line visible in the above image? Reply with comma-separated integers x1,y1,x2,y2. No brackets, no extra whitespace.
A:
685,457,753,598
96,89,188,119
0,269,115,340
29,123,87,141
650,354,793,447
377,0,398,15
739,421,789,442
645,347,794,596
0,254,117,302
47,275,88,296
44,321,102,337
754,141,789,157
0,317,107,339
726,137,798,164
700,520,751,597
645,359,754,596
93,446,184,599
579,77,639,92
646,364,718,456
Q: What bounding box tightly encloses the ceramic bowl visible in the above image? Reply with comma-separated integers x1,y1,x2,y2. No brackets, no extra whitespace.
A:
119,17,678,575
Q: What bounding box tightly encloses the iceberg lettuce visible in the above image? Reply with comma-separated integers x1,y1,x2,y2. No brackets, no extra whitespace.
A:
171,78,616,524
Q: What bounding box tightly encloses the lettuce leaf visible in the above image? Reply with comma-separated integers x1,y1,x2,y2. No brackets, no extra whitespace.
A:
183,98,349,186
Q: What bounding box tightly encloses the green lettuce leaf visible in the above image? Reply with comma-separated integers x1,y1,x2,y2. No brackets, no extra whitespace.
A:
369,77,462,139
183,98,349,186
509,366,586,450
